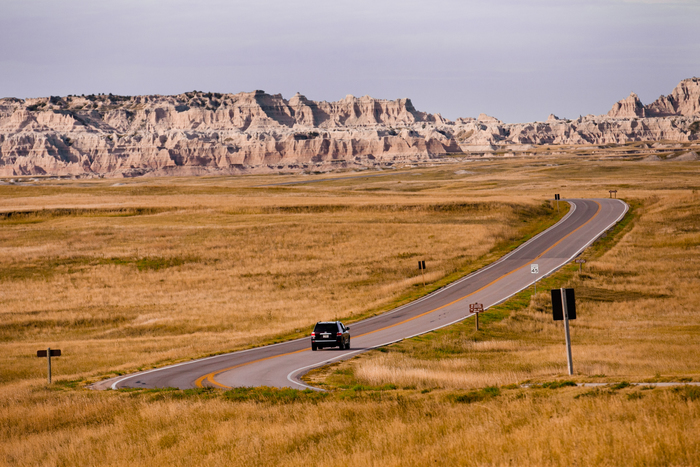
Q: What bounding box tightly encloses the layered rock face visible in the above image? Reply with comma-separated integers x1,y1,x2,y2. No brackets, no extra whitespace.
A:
608,78,700,118
1,78,699,177
0,91,458,177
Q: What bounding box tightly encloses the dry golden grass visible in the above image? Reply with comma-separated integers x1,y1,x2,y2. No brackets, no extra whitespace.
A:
2,156,700,466
0,193,546,385
2,381,699,466
322,189,700,391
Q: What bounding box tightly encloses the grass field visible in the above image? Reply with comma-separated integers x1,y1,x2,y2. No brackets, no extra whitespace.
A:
1,155,700,465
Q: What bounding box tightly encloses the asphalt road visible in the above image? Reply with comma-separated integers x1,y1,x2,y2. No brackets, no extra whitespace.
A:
97,198,628,391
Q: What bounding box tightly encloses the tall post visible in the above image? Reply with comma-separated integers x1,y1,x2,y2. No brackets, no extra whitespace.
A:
47,347,52,384
561,289,573,375
475,312,479,331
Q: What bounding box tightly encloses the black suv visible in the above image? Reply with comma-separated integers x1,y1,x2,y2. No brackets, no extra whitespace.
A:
311,321,350,351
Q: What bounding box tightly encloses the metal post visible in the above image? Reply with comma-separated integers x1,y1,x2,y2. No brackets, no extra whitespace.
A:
561,289,573,375
475,312,479,331
47,347,52,384
421,269,425,287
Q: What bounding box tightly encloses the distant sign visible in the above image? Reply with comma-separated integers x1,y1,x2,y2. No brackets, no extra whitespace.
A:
469,303,484,314
531,264,539,274
551,288,576,321
37,349,61,357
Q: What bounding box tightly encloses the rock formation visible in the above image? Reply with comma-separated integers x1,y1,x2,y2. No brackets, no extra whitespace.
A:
607,93,647,118
1,78,699,177
609,78,700,118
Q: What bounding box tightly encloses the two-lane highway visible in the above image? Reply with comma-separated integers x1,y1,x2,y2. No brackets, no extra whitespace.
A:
95,198,627,391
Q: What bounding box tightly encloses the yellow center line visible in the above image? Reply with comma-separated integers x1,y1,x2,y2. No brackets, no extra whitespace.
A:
195,348,308,389
196,200,601,389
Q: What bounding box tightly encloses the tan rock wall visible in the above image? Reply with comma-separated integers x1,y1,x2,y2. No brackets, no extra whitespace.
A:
1,80,699,177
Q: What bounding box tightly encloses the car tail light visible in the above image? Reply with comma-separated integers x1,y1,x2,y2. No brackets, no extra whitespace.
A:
337,332,342,337
311,332,315,338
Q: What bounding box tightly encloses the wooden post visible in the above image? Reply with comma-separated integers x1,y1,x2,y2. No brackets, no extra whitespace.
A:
470,303,483,331
47,347,52,384
561,289,574,376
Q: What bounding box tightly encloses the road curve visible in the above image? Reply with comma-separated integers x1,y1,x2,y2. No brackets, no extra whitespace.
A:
97,198,627,391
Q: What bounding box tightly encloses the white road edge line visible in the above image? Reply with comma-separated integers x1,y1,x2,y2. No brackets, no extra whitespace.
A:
286,199,628,390
110,200,581,390
108,338,310,390
112,199,606,390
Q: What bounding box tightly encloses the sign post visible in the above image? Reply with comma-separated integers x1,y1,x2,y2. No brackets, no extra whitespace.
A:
575,258,586,273
554,194,560,213
418,260,426,286
531,263,539,295
37,348,61,384
551,289,576,375
609,190,617,199
469,303,484,331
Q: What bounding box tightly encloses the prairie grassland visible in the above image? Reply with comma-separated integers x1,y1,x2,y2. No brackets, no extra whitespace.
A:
2,156,700,466
0,195,546,384
2,381,699,466
316,189,700,391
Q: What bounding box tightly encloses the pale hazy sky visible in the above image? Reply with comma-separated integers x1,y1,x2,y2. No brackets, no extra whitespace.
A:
1,0,698,122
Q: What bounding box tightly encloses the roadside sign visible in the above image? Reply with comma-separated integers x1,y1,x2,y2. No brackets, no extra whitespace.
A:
418,260,426,286
575,258,586,272
551,288,576,375
551,289,576,321
531,264,539,274
36,348,61,384
470,303,484,331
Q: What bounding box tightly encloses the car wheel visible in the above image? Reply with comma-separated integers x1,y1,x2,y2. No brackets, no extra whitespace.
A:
346,339,350,350
312,343,317,351
339,340,345,350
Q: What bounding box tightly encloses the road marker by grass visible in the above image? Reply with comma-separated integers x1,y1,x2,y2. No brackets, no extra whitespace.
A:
37,348,61,384
469,303,484,331
552,288,576,375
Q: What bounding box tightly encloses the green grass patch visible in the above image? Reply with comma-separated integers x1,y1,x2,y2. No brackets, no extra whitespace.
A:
0,255,201,282
0,207,170,224
223,386,328,404
610,381,631,391
539,381,577,389
673,385,700,402
448,386,500,404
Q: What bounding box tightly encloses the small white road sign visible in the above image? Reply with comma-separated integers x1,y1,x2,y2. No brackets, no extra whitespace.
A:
531,264,539,274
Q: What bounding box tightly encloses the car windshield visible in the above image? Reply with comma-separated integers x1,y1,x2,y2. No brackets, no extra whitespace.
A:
314,323,338,333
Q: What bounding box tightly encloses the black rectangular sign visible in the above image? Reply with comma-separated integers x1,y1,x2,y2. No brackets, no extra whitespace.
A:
418,260,426,270
37,349,61,357
551,289,576,321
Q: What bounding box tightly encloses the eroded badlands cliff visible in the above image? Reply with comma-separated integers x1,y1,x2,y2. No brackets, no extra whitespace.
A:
1,78,699,177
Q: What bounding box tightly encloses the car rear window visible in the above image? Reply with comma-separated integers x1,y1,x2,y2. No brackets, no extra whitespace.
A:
314,323,338,333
